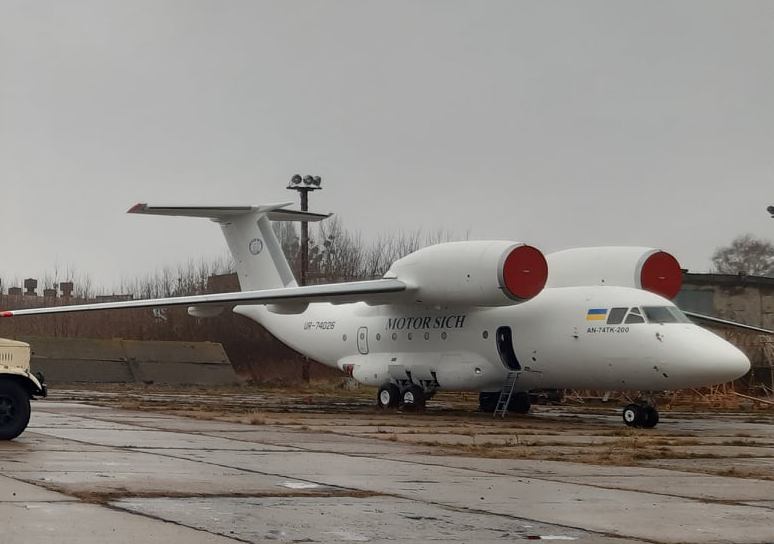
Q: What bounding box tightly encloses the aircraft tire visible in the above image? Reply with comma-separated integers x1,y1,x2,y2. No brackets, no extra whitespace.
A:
622,404,644,427
400,385,426,411
479,392,499,413
0,380,31,441
642,406,659,428
377,383,400,409
508,392,531,414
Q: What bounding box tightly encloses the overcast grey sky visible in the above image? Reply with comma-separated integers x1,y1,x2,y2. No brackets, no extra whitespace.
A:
1,1,773,289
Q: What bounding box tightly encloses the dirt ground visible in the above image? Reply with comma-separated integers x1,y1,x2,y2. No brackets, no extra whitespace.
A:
48,382,774,481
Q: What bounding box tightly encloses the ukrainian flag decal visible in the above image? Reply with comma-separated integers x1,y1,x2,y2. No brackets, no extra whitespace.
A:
586,308,608,321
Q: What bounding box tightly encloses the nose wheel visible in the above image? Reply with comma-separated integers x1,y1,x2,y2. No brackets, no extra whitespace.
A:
622,403,659,428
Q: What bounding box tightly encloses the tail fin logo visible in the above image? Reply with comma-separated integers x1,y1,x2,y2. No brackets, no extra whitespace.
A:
249,238,264,256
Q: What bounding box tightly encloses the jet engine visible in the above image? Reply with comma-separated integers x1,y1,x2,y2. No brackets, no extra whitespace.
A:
546,247,682,299
385,241,548,306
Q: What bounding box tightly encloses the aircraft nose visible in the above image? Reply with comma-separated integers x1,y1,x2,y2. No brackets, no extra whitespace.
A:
668,328,752,388
702,335,751,384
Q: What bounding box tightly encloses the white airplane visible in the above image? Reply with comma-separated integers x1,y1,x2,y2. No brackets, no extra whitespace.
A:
0,203,754,428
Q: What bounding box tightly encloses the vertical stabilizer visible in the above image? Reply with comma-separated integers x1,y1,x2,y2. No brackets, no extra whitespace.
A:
127,203,331,291
220,212,295,290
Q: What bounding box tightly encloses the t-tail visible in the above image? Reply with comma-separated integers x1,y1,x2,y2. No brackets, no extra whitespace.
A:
127,203,331,291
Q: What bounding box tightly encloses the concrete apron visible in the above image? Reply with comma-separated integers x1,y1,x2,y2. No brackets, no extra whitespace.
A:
0,402,770,543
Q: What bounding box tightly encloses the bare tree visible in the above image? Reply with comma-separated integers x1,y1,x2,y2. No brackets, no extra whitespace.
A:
712,234,774,276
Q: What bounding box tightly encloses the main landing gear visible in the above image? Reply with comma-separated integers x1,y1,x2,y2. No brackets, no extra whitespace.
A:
377,383,433,411
478,391,531,414
622,402,659,429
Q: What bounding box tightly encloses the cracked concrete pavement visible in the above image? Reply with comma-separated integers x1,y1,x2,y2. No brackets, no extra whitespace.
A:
0,398,772,543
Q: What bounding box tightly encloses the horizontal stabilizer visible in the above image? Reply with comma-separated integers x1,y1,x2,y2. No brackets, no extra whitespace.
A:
685,311,774,335
128,203,331,222
0,279,407,318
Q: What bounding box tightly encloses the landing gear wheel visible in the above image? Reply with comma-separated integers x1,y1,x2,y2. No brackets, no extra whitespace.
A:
642,406,659,429
0,381,30,441
377,383,400,409
400,385,426,411
508,392,531,414
622,404,645,428
479,392,498,413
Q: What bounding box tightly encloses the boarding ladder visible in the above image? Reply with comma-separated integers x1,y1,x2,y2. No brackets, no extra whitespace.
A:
493,371,520,418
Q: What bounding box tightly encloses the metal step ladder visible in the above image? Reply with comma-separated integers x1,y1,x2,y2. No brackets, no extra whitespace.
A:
493,371,520,418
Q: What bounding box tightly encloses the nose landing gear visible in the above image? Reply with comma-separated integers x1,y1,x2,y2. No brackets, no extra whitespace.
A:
622,402,659,428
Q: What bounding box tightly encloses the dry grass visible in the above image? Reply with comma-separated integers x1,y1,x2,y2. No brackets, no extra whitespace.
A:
47,385,774,480
242,411,268,425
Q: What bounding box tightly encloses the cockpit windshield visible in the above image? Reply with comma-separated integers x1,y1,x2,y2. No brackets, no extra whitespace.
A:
602,306,692,325
642,306,692,324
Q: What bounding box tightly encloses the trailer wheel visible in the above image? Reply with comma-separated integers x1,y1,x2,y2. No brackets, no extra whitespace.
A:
0,380,31,440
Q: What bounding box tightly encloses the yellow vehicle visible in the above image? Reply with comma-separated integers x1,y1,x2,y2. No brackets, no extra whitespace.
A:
0,338,47,440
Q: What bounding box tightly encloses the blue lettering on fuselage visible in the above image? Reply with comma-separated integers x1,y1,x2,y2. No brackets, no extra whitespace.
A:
386,315,466,330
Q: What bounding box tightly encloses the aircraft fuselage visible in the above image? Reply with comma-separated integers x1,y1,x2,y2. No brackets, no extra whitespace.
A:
236,285,749,393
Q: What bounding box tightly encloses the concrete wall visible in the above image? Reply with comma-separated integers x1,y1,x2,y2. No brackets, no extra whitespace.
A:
19,336,240,385
677,274,774,386
677,273,774,330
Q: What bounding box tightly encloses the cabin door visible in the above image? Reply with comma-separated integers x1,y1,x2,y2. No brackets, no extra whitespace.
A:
495,326,521,371
357,327,369,355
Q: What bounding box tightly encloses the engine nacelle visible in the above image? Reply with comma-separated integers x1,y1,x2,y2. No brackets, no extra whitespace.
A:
546,247,682,299
385,241,548,306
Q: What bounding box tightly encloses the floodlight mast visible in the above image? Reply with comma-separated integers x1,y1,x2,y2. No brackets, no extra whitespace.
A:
286,174,323,383
286,174,323,288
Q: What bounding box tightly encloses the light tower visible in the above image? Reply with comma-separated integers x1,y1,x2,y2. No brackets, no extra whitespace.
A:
287,174,322,287
287,174,322,384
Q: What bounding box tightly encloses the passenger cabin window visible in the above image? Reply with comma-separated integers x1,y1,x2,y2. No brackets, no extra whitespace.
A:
624,307,645,324
606,307,628,325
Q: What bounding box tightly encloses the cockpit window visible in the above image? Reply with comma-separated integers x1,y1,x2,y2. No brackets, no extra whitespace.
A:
643,306,677,323
598,306,691,325
643,306,692,324
624,308,645,324
607,307,628,325
669,306,693,323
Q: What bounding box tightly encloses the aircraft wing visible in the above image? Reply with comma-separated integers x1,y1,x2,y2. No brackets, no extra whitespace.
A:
0,279,407,318
684,311,774,335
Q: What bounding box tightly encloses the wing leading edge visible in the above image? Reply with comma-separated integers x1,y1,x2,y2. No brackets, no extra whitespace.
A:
684,311,774,335
0,279,407,318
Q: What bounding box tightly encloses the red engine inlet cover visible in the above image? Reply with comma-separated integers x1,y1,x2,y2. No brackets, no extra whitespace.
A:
500,245,548,300
640,251,682,299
